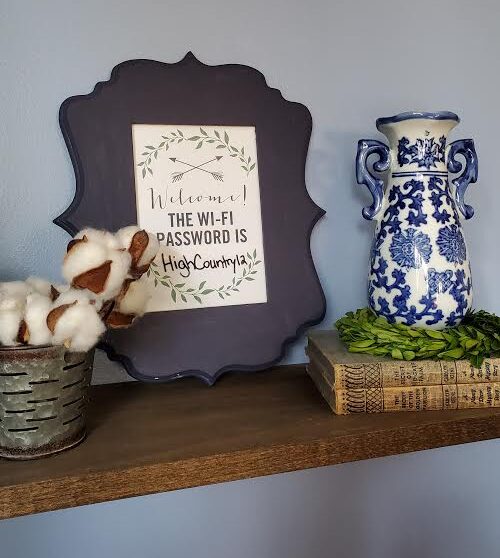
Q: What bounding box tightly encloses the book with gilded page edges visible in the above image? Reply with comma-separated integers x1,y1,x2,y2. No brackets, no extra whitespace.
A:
307,330,500,390
306,361,500,415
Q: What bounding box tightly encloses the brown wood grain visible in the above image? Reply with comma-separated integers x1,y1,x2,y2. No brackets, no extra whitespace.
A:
1,365,499,519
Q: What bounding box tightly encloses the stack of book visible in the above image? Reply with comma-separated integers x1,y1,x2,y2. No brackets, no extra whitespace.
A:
307,330,500,415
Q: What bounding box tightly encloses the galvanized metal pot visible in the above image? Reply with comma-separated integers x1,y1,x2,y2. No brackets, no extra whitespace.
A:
0,345,94,460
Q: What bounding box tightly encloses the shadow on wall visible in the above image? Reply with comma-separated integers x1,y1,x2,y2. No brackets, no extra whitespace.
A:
283,127,374,364
307,128,372,322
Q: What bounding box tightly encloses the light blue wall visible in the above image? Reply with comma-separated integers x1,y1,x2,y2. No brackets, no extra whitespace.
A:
1,0,500,556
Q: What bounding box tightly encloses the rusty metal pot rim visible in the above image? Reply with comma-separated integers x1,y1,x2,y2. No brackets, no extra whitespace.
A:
0,344,55,352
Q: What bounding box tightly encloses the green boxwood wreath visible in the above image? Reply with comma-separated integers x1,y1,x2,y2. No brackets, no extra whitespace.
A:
335,308,500,368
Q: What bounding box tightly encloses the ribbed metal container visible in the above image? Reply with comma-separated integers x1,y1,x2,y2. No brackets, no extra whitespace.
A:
0,345,94,460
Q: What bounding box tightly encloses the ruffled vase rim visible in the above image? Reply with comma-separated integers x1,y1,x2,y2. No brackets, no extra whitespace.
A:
376,111,460,129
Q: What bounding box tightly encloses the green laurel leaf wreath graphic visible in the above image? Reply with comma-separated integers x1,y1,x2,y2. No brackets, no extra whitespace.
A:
146,249,262,304
137,127,256,178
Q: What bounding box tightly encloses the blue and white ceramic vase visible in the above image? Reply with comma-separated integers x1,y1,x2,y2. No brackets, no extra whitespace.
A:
356,111,478,329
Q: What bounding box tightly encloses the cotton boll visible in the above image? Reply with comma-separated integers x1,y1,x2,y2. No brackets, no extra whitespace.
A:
97,249,131,300
137,233,160,268
50,303,105,352
0,293,24,312
49,283,71,304
26,276,52,297
0,286,27,345
105,277,150,329
75,228,121,250
0,281,30,302
55,288,93,306
63,240,109,285
116,225,141,251
24,293,52,345
118,226,160,266
53,284,70,293
64,234,131,299
51,288,103,311
0,293,24,346
116,226,160,275
117,278,150,316
0,311,22,345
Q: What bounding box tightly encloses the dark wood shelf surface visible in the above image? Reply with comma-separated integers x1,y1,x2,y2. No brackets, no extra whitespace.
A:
1,365,500,519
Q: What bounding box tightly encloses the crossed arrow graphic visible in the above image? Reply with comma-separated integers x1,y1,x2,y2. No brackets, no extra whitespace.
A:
170,156,223,183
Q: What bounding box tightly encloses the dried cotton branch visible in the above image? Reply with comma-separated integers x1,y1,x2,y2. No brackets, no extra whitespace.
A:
0,225,159,351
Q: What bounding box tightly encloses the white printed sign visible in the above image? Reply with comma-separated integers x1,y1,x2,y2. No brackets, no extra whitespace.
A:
132,124,267,312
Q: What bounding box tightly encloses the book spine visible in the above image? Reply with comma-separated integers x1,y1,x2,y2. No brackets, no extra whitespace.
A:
455,360,500,383
307,342,453,388
307,341,500,389
307,364,500,415
335,384,455,414
335,383,500,414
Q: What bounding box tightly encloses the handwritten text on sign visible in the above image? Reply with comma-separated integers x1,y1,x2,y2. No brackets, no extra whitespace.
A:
132,124,267,312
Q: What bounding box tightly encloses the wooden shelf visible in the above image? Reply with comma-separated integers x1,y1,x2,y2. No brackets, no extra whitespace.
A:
1,365,500,519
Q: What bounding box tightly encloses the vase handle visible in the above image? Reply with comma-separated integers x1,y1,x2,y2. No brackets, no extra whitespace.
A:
356,139,390,220
447,139,478,220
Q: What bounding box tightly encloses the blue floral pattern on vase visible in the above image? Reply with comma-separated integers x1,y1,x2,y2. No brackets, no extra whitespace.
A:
357,112,477,329
397,136,446,168
437,224,467,264
427,268,453,295
389,228,432,269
